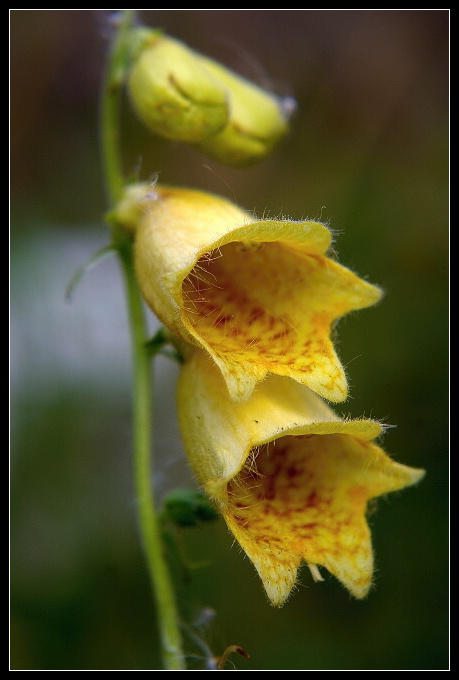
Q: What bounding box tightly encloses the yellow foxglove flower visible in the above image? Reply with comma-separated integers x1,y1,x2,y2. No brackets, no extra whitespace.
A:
177,349,425,608
127,31,229,142
111,182,382,403
193,56,291,166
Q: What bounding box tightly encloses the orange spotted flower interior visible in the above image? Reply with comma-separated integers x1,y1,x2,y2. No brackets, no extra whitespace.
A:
182,239,379,403
225,432,423,607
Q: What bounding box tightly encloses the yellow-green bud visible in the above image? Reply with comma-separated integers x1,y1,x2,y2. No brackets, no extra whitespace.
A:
194,57,291,166
127,32,229,142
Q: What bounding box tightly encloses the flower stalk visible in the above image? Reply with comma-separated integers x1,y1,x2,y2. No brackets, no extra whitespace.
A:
100,10,185,670
96,9,425,668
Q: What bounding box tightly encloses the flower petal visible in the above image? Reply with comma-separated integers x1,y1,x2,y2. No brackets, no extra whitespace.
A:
113,183,383,402
177,349,425,607
225,432,423,606
182,239,380,403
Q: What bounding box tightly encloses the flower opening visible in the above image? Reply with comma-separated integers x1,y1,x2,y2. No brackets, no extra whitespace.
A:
113,183,383,403
177,350,425,607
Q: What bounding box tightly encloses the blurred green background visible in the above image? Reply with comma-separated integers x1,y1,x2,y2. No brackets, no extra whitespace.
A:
10,10,449,670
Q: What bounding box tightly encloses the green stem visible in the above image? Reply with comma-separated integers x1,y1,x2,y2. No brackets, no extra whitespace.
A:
119,244,185,670
99,10,185,670
100,10,133,205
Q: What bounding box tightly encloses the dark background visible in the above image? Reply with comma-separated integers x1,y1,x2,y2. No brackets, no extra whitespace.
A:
10,10,449,670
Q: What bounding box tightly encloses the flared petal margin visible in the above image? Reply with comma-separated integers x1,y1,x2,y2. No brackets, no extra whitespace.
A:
177,349,425,607
112,183,383,403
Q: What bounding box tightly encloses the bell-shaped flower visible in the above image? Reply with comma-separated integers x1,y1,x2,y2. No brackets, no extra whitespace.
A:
177,349,425,607
111,182,382,403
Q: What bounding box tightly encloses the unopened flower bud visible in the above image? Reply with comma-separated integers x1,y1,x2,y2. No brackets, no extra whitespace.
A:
194,57,291,166
127,31,229,142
